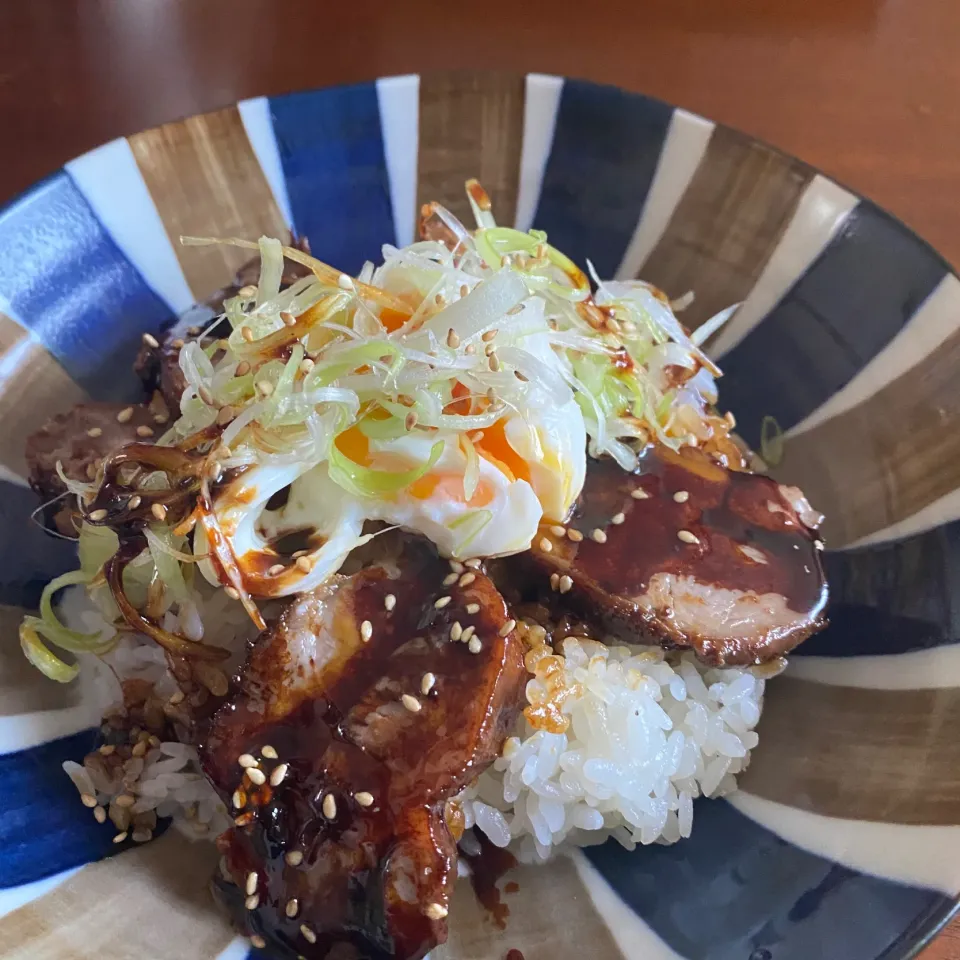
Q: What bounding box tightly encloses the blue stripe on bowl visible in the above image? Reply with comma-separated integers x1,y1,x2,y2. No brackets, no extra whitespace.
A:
267,83,396,275
585,799,948,960
717,201,948,450
797,524,960,657
0,172,175,398
0,481,79,610
0,728,115,888
530,80,674,280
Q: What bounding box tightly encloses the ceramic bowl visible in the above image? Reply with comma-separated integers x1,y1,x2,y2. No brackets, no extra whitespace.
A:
0,72,957,960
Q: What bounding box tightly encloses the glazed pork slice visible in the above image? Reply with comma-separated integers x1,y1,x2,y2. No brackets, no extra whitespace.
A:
522,446,828,666
135,246,312,412
199,541,525,960
25,402,163,532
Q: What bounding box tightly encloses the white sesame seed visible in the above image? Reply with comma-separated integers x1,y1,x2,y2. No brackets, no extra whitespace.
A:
232,789,245,809
268,563,285,576
224,586,240,600
360,620,373,642
631,488,650,500
814,540,825,551
550,573,559,591
80,793,97,808
464,558,482,569
322,794,337,819
384,593,396,612
238,284,258,298
465,602,480,614
246,767,266,786
86,426,103,438
240,326,255,343
449,621,463,642
468,637,482,654
539,537,553,553
169,690,185,705
591,528,608,543
421,672,436,695
281,311,297,327
88,508,107,522
142,332,160,348
250,936,266,949
443,572,459,586
113,832,128,844
355,791,375,807
198,385,215,406
296,556,313,572
245,894,259,910
301,924,317,944
499,619,517,637
550,525,567,537
239,754,257,768
235,360,251,376
611,512,626,525
128,495,142,509
559,575,573,594
93,805,106,823
285,850,304,866
481,329,498,343
677,529,700,545
434,595,452,609
461,625,476,642
151,502,167,521
568,528,584,542
458,572,477,588
424,902,449,920
449,559,465,573
673,490,690,503
256,380,274,398
446,328,460,348
116,406,134,423
115,794,135,808
337,273,355,290
270,763,289,787
401,693,422,713
245,871,258,896
285,898,300,918
488,353,501,372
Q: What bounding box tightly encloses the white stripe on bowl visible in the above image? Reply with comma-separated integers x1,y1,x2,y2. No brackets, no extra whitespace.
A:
787,645,960,690
237,96,295,233
215,936,255,960
0,867,82,921
376,75,421,249
570,851,687,960
614,110,714,280
709,176,858,358
65,139,194,314
842,488,960,549
730,790,960,895
787,273,960,439
514,74,565,234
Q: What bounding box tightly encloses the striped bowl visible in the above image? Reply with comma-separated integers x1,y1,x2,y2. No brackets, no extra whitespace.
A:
0,72,957,960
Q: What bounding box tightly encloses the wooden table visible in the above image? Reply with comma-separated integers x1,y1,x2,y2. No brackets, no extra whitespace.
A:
0,0,957,955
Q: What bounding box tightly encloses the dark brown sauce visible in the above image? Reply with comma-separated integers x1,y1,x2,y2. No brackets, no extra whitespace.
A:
566,446,826,616
462,833,518,930
201,539,526,959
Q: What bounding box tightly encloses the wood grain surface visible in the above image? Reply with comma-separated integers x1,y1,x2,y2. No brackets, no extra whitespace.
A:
0,0,958,955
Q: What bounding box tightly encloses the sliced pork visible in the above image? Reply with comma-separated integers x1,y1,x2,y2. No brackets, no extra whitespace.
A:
519,446,828,666
199,539,525,959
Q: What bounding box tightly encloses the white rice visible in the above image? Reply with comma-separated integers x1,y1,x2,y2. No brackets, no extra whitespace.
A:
61,586,770,858
458,637,768,863
60,583,256,841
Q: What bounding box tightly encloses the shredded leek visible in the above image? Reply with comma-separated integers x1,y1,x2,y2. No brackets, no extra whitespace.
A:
760,415,784,466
